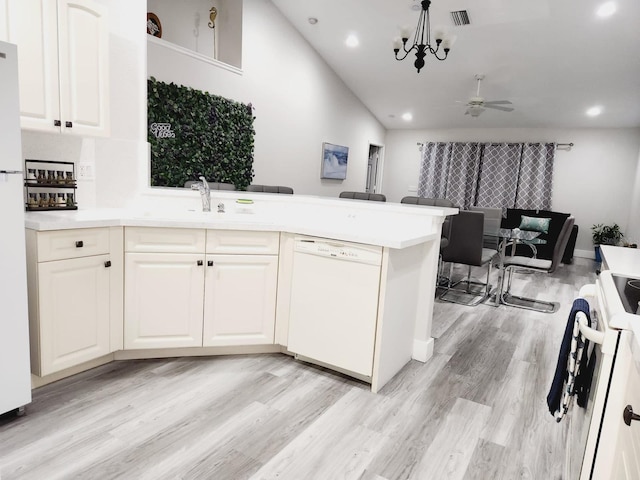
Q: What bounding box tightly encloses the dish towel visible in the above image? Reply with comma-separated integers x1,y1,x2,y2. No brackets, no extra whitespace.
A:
546,298,592,422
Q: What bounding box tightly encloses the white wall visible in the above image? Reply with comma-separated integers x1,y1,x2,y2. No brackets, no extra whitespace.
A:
628,149,640,244
147,0,385,197
21,0,148,209
383,127,640,256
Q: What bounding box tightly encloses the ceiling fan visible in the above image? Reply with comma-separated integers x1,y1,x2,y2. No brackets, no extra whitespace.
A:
463,74,514,117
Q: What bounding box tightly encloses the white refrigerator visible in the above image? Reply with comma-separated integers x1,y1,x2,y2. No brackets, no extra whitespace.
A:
0,40,32,415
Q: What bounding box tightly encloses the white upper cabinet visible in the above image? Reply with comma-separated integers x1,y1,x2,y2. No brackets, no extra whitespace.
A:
3,0,109,136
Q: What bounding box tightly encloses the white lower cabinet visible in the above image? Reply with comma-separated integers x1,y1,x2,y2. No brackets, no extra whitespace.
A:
38,255,111,375
124,253,205,349
123,227,279,350
26,227,121,377
203,255,278,346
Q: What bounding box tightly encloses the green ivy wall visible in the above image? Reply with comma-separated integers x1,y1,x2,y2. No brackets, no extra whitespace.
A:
147,77,255,189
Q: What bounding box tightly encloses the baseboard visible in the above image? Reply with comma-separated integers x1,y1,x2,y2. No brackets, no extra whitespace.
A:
31,354,115,389
412,338,434,362
114,344,283,360
574,248,596,260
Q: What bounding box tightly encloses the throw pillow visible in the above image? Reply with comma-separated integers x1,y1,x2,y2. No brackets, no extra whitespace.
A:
519,215,551,233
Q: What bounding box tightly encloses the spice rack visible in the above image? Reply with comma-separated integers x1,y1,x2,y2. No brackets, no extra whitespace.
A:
24,159,78,211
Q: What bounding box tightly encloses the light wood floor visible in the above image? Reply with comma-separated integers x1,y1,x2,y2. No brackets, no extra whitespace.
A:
0,258,597,480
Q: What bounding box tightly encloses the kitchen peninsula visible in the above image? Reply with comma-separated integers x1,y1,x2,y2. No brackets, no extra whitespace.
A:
24,193,456,393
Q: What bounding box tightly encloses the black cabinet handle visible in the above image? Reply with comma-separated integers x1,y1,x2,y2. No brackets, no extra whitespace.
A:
624,405,640,426
75,241,84,248
65,121,73,128
104,260,111,268
54,119,61,127
197,260,203,266
207,260,214,266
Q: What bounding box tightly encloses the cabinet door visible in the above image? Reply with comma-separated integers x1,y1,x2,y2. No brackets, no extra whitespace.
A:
5,0,60,132
57,0,109,136
125,253,204,349
202,255,277,346
594,330,640,479
38,254,111,376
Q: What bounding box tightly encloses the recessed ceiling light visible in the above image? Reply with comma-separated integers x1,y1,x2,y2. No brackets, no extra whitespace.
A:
596,2,616,17
586,106,603,117
308,17,318,25
345,34,359,48
402,112,413,121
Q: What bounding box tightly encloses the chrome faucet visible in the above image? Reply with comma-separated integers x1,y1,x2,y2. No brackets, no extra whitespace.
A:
191,176,211,212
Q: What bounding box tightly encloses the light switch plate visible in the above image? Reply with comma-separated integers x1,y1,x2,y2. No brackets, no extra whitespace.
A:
77,163,94,180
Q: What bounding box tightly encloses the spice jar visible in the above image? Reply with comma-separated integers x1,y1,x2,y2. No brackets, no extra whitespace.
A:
27,169,37,181
28,193,38,208
66,193,75,207
56,171,65,184
37,170,46,183
66,171,74,184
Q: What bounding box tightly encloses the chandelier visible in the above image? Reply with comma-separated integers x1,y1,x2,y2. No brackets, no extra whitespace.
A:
393,0,453,73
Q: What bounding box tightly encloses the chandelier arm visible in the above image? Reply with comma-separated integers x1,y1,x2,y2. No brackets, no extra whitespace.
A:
428,44,448,61
395,43,417,61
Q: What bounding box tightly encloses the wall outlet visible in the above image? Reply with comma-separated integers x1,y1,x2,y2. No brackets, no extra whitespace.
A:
77,163,95,181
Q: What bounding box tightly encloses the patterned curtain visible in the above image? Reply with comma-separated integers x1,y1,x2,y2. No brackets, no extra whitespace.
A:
476,143,522,209
417,142,451,199
418,142,482,208
515,143,555,210
417,141,555,210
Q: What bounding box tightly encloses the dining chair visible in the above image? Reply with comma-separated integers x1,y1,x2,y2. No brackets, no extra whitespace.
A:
500,216,575,313
401,196,456,283
246,185,294,194
339,191,386,201
469,206,502,250
440,210,498,306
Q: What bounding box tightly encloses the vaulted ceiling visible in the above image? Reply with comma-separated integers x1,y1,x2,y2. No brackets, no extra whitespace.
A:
271,0,640,130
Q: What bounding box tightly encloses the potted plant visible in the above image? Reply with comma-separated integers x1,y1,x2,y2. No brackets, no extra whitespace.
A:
591,223,623,262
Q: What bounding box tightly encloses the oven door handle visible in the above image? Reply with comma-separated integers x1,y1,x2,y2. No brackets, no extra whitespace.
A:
578,314,605,345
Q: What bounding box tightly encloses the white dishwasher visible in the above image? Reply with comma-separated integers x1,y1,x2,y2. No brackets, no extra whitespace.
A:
287,237,383,378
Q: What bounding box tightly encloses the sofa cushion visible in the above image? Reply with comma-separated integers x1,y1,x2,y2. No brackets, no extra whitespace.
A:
519,215,551,233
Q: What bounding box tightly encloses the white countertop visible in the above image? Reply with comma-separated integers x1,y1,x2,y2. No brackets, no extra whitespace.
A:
601,245,640,277
24,202,451,249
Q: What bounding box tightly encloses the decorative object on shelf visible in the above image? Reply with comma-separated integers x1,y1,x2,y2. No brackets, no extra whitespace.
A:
24,159,77,211
208,7,217,28
393,0,455,73
147,77,255,190
147,12,162,38
592,223,623,262
321,143,349,180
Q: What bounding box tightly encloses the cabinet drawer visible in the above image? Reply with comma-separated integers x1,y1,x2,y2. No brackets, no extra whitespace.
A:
206,230,280,255
37,228,110,262
125,227,206,253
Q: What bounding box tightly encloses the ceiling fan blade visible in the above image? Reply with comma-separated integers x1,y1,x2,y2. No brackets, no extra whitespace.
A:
483,100,513,106
484,104,514,112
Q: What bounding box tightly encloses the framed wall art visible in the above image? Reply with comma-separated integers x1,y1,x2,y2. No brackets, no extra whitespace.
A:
321,142,349,180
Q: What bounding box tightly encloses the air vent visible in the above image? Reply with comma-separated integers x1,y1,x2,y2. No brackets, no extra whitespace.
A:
450,10,470,26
